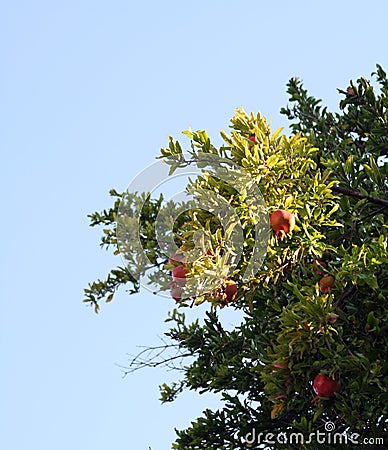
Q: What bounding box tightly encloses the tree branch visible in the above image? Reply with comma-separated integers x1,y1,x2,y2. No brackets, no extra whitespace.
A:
331,186,388,208
334,285,358,307
118,341,193,375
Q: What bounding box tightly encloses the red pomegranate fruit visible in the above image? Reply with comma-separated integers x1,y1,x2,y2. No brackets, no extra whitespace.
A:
270,209,295,239
313,374,340,398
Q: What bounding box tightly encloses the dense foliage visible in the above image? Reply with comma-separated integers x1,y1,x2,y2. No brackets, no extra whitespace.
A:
85,65,387,449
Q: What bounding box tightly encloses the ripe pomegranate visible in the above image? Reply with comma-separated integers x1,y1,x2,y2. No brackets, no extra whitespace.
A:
248,135,258,146
270,209,295,239
215,279,237,307
172,265,189,287
170,285,183,302
313,374,340,398
319,275,335,293
312,258,327,275
224,279,237,302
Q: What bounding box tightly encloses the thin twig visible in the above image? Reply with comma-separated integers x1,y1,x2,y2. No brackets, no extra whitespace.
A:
356,206,386,223
337,335,367,371
117,341,193,375
324,335,332,353
334,285,358,307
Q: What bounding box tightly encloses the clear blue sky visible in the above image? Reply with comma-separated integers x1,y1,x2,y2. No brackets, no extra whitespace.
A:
1,1,387,449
